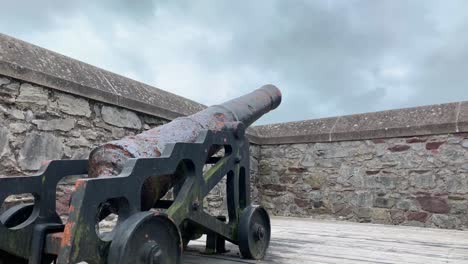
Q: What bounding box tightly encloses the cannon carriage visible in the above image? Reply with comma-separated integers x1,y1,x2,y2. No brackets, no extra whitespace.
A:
0,85,281,264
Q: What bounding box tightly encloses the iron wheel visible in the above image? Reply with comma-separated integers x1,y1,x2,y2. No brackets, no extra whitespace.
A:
108,211,182,264
238,205,271,260
0,203,35,228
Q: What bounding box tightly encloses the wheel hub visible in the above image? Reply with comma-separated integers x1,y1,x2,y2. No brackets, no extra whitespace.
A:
142,242,163,264
254,224,265,241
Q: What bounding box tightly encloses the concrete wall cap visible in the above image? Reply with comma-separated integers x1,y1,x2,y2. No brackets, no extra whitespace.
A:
251,101,468,145
0,33,205,120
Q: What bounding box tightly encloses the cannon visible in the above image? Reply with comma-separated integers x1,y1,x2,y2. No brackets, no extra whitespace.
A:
0,85,281,264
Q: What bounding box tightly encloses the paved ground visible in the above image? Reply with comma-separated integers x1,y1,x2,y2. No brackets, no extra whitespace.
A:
184,217,468,263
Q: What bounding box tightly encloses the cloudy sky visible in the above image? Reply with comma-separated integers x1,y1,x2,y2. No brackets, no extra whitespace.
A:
1,0,467,124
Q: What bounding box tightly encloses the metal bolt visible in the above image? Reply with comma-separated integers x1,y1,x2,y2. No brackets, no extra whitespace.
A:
150,246,162,264
254,225,265,241
143,243,162,264
192,201,200,211
234,122,246,139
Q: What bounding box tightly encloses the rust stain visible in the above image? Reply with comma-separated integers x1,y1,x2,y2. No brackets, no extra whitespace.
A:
50,232,63,243
60,221,75,248
74,180,86,189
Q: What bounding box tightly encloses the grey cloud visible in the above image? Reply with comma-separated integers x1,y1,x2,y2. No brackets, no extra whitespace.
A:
1,0,468,124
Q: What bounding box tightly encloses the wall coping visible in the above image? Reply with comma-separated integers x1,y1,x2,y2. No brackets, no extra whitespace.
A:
250,101,468,144
0,33,206,120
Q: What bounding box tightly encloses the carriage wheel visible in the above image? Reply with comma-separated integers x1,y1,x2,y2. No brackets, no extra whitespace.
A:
0,203,60,263
238,205,271,260
108,212,182,264
0,203,35,228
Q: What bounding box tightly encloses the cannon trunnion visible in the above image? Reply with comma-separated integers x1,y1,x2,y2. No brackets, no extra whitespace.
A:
0,86,280,263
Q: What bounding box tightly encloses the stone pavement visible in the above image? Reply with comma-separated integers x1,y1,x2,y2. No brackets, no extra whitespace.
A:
184,217,468,263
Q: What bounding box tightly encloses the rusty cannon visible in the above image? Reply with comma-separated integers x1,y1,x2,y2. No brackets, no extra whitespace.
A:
0,85,281,264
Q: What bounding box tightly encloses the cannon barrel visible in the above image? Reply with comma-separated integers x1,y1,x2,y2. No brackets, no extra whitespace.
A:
88,85,281,209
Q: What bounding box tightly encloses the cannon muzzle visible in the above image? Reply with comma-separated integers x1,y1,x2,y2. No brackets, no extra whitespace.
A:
201,84,282,128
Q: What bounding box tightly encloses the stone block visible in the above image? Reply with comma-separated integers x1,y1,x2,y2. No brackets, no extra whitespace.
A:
0,126,9,157
55,93,92,117
33,118,76,132
410,173,435,189
9,123,30,134
77,120,92,127
396,199,419,211
0,80,19,96
66,136,90,147
406,212,428,222
377,176,398,189
111,127,126,139
260,184,287,196
449,201,468,214
288,167,307,173
390,210,406,224
303,173,327,190
10,109,25,120
403,220,426,228
446,175,468,194
332,203,352,216
143,115,165,125
426,141,445,150
25,110,34,122
261,146,286,160
406,137,428,143
16,83,48,105
373,197,395,208
18,132,64,170
462,140,468,148
82,129,99,140
284,145,307,160
351,192,373,208
430,214,461,229
0,77,10,86
101,105,142,129
294,198,310,208
282,173,301,184
370,208,390,222
353,207,372,222
447,136,463,144
388,144,411,152
416,196,450,213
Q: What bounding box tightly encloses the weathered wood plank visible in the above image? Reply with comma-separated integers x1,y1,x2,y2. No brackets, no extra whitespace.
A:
183,217,468,263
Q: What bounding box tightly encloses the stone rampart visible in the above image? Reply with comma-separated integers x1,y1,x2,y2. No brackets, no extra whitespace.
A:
254,103,468,229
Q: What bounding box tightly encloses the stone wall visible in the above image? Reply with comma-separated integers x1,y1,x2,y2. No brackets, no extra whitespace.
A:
0,76,167,173
258,134,468,229
0,75,168,213
253,102,468,229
